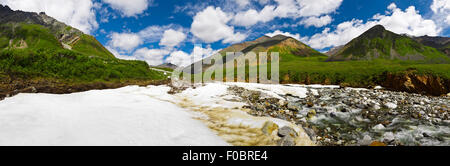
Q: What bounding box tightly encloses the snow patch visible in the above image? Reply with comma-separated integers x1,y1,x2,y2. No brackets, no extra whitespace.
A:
0,86,228,146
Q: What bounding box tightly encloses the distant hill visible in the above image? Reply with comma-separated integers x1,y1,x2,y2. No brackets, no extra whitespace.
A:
413,36,450,56
157,63,178,69
327,25,449,63
186,34,326,73
219,34,324,57
325,45,344,56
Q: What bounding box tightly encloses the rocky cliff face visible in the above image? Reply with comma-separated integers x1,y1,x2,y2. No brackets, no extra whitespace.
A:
381,71,450,96
0,5,83,45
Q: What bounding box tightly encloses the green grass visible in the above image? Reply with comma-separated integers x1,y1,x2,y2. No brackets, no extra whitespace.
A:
185,51,450,88
0,23,167,83
0,23,62,50
278,58,450,86
0,49,167,82
71,34,115,59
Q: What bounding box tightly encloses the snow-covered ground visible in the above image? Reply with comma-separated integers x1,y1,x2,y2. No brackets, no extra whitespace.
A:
0,83,315,146
0,86,228,146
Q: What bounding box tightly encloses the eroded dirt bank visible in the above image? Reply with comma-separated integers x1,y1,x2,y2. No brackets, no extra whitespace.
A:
0,77,169,100
281,71,450,96
381,72,450,96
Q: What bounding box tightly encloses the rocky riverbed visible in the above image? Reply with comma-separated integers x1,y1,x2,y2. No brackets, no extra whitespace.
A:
228,85,450,146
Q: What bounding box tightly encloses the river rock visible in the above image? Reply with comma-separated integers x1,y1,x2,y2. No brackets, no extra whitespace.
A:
278,135,295,146
384,102,397,109
372,124,385,130
278,126,296,137
383,132,395,142
360,135,372,145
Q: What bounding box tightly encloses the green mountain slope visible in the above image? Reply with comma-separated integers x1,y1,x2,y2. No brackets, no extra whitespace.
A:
187,34,327,74
219,34,325,57
413,35,450,56
0,5,114,59
328,25,449,63
0,5,167,98
183,25,449,95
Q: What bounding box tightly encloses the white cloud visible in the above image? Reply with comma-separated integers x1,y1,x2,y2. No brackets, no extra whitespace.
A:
0,0,98,34
265,30,308,43
191,6,247,44
166,51,191,67
431,0,450,13
106,46,137,60
107,24,182,52
258,0,270,5
431,0,450,26
296,0,343,17
159,29,187,48
166,45,218,67
133,47,171,66
300,15,332,28
108,32,142,51
102,0,151,17
231,0,342,27
137,25,176,43
234,0,250,7
232,6,277,27
305,3,441,50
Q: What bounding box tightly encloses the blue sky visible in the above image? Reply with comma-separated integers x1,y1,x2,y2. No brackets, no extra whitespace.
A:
1,0,450,66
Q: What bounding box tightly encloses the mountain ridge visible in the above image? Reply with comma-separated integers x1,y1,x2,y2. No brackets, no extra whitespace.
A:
327,25,449,62
0,5,167,100
0,4,114,58
185,34,326,74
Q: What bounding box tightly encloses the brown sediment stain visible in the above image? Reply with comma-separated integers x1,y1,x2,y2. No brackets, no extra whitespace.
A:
174,96,315,146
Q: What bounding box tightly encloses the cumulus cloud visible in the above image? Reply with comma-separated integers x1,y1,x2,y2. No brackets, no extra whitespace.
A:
300,15,332,28
258,0,270,5
431,0,450,26
265,30,308,42
132,47,171,66
231,0,342,27
234,0,251,7
107,24,184,51
108,32,143,51
159,29,187,48
232,6,277,27
102,0,152,17
0,0,98,34
191,6,247,44
297,0,343,17
166,45,218,67
106,46,137,60
305,3,441,50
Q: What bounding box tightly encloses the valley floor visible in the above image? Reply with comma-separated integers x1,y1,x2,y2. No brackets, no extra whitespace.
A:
0,83,313,146
0,82,448,146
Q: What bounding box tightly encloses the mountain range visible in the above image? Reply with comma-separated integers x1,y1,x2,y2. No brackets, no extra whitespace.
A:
0,4,449,96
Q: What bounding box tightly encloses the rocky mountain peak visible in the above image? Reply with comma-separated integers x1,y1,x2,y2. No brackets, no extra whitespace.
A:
360,24,389,39
0,4,12,11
